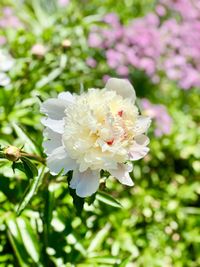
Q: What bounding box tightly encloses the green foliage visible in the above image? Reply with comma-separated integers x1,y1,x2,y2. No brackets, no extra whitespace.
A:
0,0,200,267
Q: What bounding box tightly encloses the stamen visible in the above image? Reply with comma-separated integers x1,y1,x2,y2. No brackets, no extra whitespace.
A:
118,110,123,117
106,139,114,145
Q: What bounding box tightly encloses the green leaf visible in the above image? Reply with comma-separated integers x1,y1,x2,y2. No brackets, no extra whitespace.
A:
12,161,25,173
96,191,122,209
12,123,40,154
0,151,5,159
87,223,111,253
36,68,62,89
119,256,133,267
86,256,121,265
86,193,97,206
0,175,28,203
6,218,31,267
16,167,45,216
21,156,38,179
16,217,41,264
6,216,42,266
43,184,54,235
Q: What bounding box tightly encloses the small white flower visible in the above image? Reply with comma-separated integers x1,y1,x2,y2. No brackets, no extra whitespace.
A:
0,73,10,86
0,49,14,87
0,49,14,72
41,78,151,197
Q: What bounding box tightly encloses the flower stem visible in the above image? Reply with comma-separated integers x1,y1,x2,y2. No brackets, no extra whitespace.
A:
20,152,46,164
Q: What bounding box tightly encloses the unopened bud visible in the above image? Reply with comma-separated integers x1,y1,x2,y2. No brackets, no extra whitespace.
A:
4,146,21,161
31,44,46,58
62,39,71,49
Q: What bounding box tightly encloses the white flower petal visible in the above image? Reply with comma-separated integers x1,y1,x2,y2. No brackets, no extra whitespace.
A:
58,92,75,102
47,146,77,175
40,98,69,120
109,163,134,186
129,143,149,161
133,116,151,135
105,78,136,101
0,73,10,86
43,128,62,155
41,117,64,134
70,169,100,198
134,134,150,146
70,169,81,189
0,51,14,71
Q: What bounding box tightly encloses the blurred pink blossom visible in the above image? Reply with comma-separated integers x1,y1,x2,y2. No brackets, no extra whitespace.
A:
0,36,6,46
156,5,166,17
58,0,69,7
88,0,200,89
88,32,103,48
86,57,97,68
103,13,120,26
141,99,172,137
0,6,23,29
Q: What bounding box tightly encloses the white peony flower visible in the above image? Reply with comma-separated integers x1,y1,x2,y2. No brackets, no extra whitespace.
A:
41,78,151,197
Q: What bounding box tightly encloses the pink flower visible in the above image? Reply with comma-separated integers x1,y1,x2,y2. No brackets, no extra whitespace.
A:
58,0,69,7
0,36,6,46
0,7,23,29
141,99,172,137
88,32,103,48
86,58,97,68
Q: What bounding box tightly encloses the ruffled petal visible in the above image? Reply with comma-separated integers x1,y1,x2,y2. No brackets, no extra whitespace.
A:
129,142,149,161
41,117,64,134
70,169,100,198
58,92,75,102
43,128,62,155
134,134,150,146
40,98,69,120
133,116,151,135
47,146,77,175
105,78,136,101
109,163,134,186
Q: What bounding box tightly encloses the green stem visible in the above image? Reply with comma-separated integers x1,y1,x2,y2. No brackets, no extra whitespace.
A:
20,152,46,164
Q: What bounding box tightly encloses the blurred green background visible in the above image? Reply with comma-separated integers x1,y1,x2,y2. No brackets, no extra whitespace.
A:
0,0,200,266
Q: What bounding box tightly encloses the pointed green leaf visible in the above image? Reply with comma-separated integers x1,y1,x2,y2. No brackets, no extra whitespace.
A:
36,68,62,89
6,217,42,266
43,184,54,235
86,256,121,265
119,256,133,267
96,191,122,208
16,217,41,264
6,218,31,267
21,156,38,179
86,193,96,206
87,223,111,253
12,162,25,173
16,167,45,216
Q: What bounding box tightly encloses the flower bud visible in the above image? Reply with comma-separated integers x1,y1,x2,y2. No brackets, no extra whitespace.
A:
4,146,21,161
61,39,71,49
31,44,46,58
